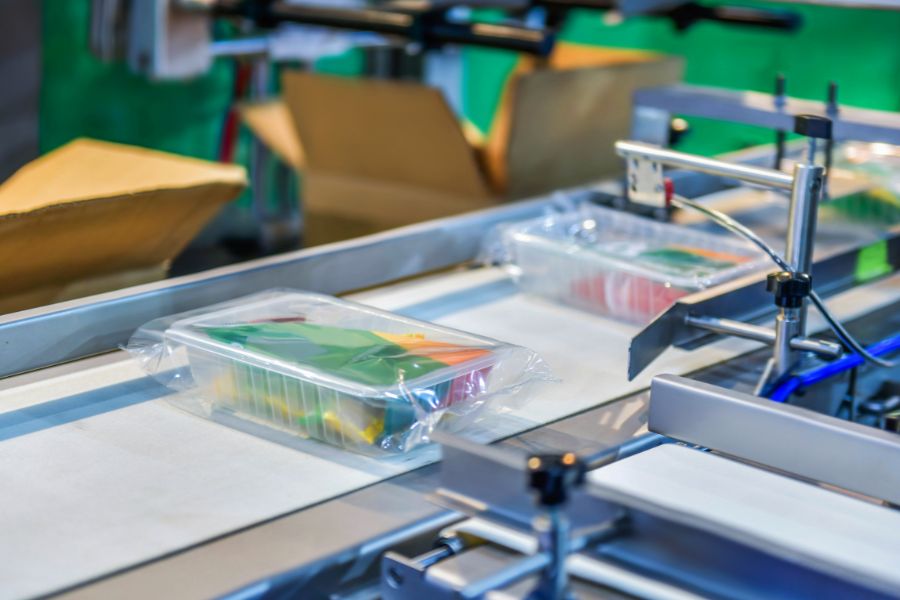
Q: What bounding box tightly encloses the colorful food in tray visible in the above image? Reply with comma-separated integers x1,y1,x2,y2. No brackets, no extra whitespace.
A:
570,243,751,323
197,321,494,451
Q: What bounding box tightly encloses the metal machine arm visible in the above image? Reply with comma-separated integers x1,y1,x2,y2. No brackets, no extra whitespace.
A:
616,115,835,386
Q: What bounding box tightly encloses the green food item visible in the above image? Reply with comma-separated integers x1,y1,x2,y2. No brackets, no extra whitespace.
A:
201,321,456,387
635,246,741,278
198,320,493,450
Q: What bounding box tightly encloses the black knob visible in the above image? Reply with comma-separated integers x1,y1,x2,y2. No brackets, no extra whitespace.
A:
794,114,832,140
527,453,585,507
767,271,812,308
886,414,900,434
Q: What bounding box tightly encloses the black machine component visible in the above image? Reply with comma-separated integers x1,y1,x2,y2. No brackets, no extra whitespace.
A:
211,0,557,55
530,0,801,32
211,0,803,56
794,112,834,140
527,452,586,507
767,271,812,309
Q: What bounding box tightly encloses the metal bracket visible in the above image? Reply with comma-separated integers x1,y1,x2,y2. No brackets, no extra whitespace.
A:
626,235,900,380
625,152,667,207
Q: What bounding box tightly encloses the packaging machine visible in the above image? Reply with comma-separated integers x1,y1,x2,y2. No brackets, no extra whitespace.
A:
2,133,899,599
6,11,900,597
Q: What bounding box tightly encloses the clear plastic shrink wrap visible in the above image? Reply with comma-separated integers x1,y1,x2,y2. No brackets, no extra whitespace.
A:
489,204,769,324
127,290,552,454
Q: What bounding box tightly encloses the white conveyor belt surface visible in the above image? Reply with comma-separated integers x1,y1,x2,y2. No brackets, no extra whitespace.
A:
588,444,900,597
0,268,897,598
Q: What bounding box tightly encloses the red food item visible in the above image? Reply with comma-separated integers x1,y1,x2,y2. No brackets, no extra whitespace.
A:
622,276,688,321
571,273,689,323
571,274,610,312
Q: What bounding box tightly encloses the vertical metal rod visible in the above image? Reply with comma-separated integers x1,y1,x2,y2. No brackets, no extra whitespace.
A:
824,82,839,198
775,131,787,170
530,508,571,600
775,154,824,380
773,307,802,378
806,137,818,165
774,74,787,170
785,163,824,276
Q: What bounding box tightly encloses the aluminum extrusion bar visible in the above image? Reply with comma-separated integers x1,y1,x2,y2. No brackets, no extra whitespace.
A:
648,374,900,505
634,84,900,145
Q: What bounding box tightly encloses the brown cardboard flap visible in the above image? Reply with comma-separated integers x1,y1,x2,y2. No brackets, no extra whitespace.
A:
0,138,246,213
0,139,246,298
483,44,684,198
282,71,490,198
240,101,306,170
304,171,495,230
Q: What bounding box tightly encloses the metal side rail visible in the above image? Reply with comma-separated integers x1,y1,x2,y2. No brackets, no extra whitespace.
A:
648,374,900,506
0,197,555,379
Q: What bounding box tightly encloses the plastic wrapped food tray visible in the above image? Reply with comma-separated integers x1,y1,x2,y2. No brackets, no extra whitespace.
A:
497,205,769,324
127,290,549,454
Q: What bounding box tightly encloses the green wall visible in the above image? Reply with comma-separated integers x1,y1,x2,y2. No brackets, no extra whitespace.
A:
464,3,900,155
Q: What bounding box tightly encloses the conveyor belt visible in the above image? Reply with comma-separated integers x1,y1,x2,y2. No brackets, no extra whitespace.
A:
1,267,897,599
588,444,900,597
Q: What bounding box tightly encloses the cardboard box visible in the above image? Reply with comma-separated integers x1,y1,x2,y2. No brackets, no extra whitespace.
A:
0,138,246,312
242,43,683,245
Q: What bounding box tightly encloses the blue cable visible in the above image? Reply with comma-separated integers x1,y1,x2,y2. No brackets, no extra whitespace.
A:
768,332,900,403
